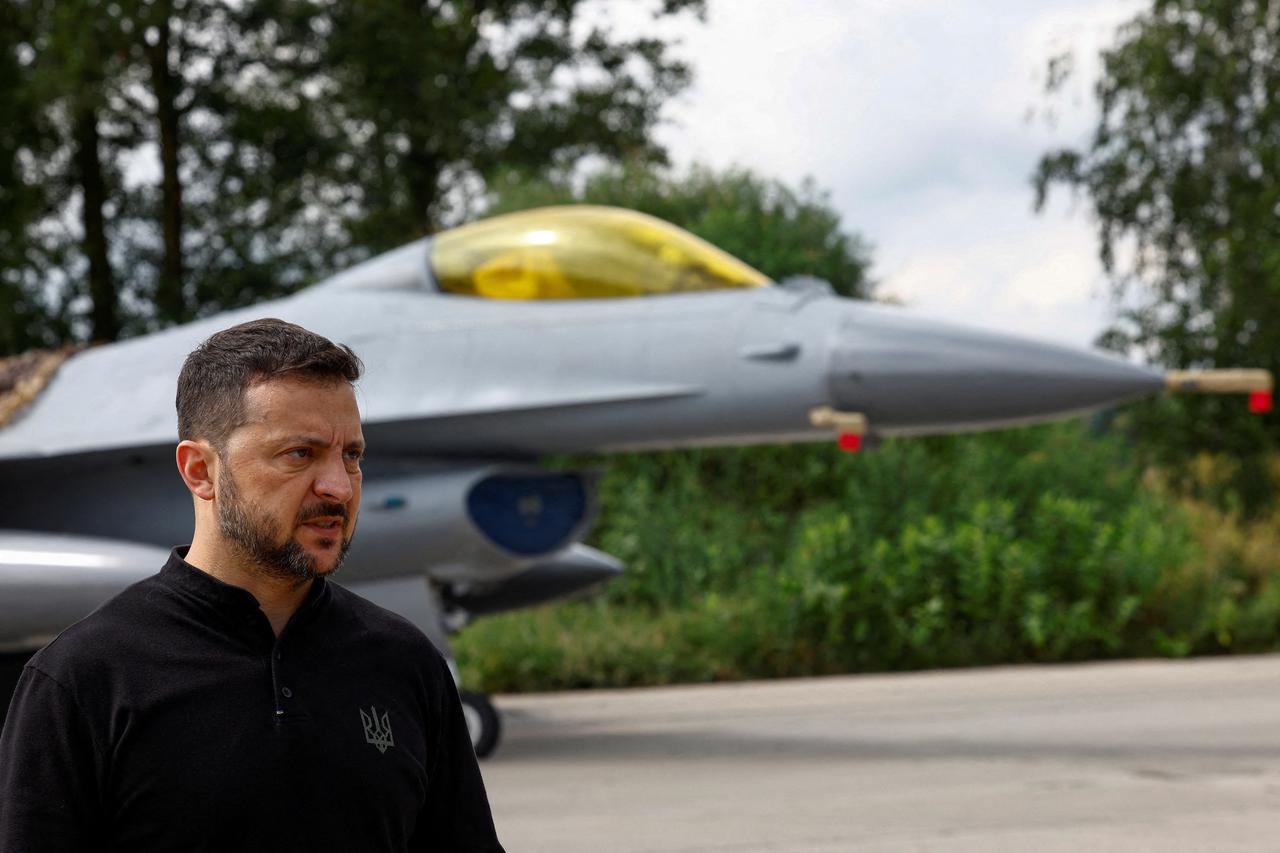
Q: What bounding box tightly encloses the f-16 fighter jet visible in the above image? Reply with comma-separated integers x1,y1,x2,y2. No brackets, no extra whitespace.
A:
0,206,1271,756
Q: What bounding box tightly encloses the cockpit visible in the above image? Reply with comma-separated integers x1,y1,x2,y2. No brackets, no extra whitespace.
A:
430,205,771,299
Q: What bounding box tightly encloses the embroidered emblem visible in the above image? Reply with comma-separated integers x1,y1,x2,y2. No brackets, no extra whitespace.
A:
360,706,394,753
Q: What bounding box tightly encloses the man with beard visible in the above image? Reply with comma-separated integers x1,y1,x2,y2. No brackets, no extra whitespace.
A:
0,319,504,852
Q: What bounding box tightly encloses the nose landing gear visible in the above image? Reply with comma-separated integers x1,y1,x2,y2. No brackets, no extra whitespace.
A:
459,689,501,758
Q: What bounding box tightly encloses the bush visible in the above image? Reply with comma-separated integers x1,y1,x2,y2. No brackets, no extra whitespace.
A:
457,422,1280,693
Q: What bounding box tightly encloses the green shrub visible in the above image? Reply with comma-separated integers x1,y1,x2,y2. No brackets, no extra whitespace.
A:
457,422,1280,693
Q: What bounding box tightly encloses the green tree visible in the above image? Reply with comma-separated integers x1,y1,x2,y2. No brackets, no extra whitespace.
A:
1034,0,1279,504
1,0,331,342
488,163,873,297
0,0,705,351
316,0,704,250
0,8,61,352
2,0,138,346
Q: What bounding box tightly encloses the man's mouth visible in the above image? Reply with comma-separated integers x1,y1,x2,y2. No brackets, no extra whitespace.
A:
303,517,344,531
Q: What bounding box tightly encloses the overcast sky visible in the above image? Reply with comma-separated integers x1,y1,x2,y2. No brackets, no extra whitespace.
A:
614,0,1145,349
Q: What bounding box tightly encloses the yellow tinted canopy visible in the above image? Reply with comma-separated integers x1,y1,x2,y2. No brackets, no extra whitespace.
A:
430,205,770,299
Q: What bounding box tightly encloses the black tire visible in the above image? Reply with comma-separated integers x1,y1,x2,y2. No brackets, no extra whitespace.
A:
459,690,501,759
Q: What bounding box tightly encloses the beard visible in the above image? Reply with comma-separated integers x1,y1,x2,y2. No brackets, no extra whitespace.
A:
217,467,353,582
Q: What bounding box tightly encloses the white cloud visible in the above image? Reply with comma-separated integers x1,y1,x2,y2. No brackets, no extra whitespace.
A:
625,0,1148,349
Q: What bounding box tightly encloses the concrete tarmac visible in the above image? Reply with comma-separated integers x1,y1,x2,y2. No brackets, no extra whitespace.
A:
481,655,1280,852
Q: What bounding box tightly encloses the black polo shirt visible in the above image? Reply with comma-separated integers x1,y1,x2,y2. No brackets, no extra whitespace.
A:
0,549,504,852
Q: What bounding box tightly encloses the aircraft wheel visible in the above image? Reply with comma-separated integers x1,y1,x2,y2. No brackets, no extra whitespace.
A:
460,690,501,759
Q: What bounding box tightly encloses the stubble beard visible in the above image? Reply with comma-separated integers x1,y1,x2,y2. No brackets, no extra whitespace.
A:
217,467,353,583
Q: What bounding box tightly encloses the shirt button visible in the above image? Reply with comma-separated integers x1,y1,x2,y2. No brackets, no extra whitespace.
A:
281,687,293,699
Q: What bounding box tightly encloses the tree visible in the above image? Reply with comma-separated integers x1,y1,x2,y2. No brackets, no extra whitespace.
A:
1034,0,1280,505
0,8,61,353
2,0,137,346
0,0,329,342
0,0,705,351
487,162,874,297
316,0,704,250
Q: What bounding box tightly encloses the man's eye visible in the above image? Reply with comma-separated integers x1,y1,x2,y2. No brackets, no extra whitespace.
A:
288,448,311,459
344,450,364,463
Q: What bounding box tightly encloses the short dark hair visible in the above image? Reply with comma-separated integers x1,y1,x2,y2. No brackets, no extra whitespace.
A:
176,318,363,447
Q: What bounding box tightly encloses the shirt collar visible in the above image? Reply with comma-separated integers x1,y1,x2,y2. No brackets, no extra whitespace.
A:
158,546,331,630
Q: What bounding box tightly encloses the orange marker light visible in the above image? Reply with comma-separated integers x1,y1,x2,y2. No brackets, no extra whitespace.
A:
837,432,862,452
1249,390,1273,414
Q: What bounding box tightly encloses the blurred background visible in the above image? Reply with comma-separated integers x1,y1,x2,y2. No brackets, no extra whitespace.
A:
2,0,1278,695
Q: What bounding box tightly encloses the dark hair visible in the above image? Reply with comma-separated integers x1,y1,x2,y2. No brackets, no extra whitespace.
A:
176,318,363,447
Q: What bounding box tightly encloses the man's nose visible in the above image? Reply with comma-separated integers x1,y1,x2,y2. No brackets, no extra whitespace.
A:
313,455,355,503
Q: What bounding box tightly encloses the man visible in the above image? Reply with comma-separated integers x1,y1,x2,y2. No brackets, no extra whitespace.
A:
0,319,504,851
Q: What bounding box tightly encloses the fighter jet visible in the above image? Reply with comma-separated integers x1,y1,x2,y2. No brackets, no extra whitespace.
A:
0,205,1271,755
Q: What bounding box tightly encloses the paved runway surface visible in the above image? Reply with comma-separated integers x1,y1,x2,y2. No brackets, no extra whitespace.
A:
481,655,1280,851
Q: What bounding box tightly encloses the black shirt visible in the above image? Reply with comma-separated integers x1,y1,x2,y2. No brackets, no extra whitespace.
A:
0,549,504,852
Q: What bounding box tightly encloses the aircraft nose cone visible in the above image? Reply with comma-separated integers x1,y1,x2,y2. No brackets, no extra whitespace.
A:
829,304,1164,435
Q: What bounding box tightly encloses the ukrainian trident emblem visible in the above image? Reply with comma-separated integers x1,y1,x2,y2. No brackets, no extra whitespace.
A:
360,706,394,753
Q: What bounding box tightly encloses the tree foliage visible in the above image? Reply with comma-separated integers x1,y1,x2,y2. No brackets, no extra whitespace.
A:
488,163,874,297
320,2,700,251
2,0,323,342
0,0,704,351
1034,0,1280,500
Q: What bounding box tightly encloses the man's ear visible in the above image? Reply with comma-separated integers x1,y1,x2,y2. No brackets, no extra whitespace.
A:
176,439,218,501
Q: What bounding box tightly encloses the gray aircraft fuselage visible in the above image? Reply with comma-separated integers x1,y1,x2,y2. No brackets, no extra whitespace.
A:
0,228,1163,653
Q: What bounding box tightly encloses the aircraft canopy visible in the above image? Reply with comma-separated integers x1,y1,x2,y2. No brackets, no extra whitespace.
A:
431,205,770,299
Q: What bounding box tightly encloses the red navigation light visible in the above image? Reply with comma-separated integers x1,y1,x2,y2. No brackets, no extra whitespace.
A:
837,432,862,453
1248,390,1273,414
